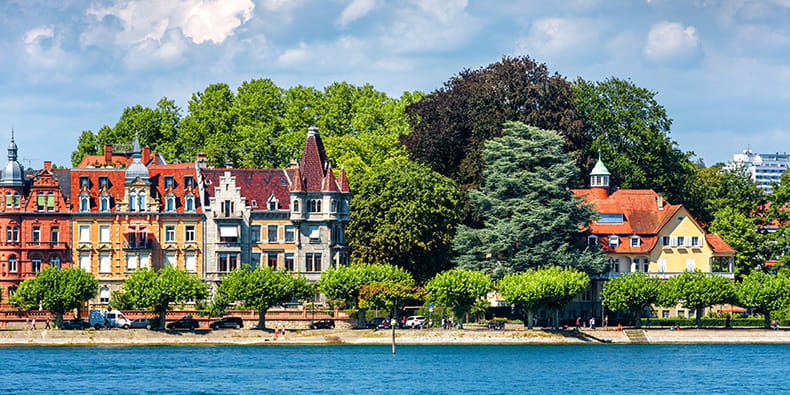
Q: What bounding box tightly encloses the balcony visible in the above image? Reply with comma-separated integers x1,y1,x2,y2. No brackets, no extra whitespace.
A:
25,241,69,250
123,240,154,249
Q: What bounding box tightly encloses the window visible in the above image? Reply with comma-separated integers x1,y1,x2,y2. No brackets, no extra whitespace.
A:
661,236,670,246
50,256,61,270
268,200,278,210
219,226,238,243
677,310,685,318
80,176,90,189
37,194,46,211
140,255,149,269
4,192,10,207
8,255,17,273
251,225,261,242
338,253,349,266
185,196,195,212
676,236,685,247
47,193,55,209
284,225,295,242
306,253,322,272
79,225,90,242
658,258,667,273
166,254,176,268
267,252,278,268
251,200,258,208
80,196,90,212
691,236,700,247
138,191,146,211
251,253,261,269
100,196,110,212
164,176,174,190
99,287,110,303
50,226,61,243
166,196,175,212
185,225,195,242
597,213,624,224
99,254,111,273
126,255,137,270
284,253,294,271
185,254,196,272
32,226,41,242
630,236,640,248
686,258,695,271
608,235,619,248
99,177,109,190
293,200,299,212
129,192,136,211
308,226,320,243
308,199,321,212
32,256,42,273
184,176,194,189
222,200,234,216
99,225,110,242
268,225,278,242
218,253,238,272
165,226,176,242
662,310,670,318
610,258,620,273
331,199,337,212
79,254,90,271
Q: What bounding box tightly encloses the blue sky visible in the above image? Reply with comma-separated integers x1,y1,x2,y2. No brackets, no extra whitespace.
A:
1,0,789,168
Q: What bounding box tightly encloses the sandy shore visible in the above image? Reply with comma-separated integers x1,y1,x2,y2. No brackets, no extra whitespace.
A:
2,325,790,346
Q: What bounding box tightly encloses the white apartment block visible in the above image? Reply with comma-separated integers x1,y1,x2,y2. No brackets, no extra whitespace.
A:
724,150,790,192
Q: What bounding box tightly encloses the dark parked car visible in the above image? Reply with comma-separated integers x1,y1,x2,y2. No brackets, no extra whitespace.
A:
130,318,152,329
166,316,200,330
365,317,389,329
309,319,335,329
60,318,91,330
211,317,243,330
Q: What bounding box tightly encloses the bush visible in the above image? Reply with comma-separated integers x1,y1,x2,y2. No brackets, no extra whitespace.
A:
639,318,788,327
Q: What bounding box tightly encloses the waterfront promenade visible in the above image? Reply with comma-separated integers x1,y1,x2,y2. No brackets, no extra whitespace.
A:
2,325,789,346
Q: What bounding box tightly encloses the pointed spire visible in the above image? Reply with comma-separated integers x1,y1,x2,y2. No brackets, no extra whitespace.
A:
290,164,304,192
0,129,24,186
322,163,339,192
337,166,350,193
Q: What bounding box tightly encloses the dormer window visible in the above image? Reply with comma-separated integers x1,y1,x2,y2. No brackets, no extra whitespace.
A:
165,194,176,212
138,191,146,211
129,192,137,211
79,194,90,212
630,236,641,248
267,195,278,210
98,176,109,190
183,175,194,190
99,195,110,212
608,235,619,248
587,235,599,248
164,176,174,190
184,195,195,212
597,214,624,224
79,176,90,189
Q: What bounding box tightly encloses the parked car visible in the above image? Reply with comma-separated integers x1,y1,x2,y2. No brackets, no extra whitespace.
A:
60,318,91,330
211,317,243,330
166,316,200,330
404,316,426,329
129,318,152,329
309,319,335,329
365,317,389,329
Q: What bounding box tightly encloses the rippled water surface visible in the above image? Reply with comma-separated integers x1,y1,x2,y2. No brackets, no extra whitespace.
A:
2,344,787,394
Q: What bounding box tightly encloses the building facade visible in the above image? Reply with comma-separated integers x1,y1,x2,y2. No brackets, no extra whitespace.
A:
724,150,790,192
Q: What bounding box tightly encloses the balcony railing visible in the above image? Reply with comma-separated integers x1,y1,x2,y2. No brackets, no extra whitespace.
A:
25,241,69,249
123,240,154,249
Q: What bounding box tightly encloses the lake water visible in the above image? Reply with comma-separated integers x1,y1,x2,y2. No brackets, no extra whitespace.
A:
1,344,786,394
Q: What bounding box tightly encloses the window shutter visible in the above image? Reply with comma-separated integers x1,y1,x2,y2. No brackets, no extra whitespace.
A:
38,195,46,206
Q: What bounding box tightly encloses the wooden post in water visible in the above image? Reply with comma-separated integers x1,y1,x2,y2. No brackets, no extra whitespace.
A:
391,318,396,354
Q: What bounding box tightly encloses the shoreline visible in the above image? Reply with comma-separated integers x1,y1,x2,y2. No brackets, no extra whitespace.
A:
2,326,790,346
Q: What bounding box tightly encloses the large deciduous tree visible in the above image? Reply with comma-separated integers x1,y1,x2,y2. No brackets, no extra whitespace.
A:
601,272,662,328
709,207,769,278
114,267,208,330
358,279,423,322
425,269,493,329
348,158,462,282
401,55,587,190
497,266,589,329
735,271,790,328
658,270,733,328
453,122,606,277
10,267,98,328
215,266,313,329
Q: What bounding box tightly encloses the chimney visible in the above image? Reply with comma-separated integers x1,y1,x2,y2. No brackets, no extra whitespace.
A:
142,146,151,164
43,161,52,171
656,194,664,210
288,160,299,169
196,153,207,169
225,160,234,169
104,145,113,162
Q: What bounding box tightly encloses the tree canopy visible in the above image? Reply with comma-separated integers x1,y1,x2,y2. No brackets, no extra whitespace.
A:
735,271,790,328
113,267,208,329
10,266,98,328
658,270,733,328
497,266,589,329
317,263,411,309
358,279,423,320
215,266,313,329
601,272,662,328
347,158,462,281
453,122,606,277
425,269,493,329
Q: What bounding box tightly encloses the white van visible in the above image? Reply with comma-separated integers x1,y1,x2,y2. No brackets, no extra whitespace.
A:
89,309,132,329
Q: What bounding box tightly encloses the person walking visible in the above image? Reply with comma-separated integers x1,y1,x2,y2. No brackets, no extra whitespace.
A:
575,316,581,331
589,316,596,330
604,315,609,328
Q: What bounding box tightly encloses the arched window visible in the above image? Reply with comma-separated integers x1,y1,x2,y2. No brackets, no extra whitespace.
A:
138,191,146,211
80,196,90,212
8,255,17,273
50,256,61,270
100,196,110,212
99,287,110,303
185,196,194,212
13,192,20,207
293,200,299,212
166,196,175,212
129,192,137,211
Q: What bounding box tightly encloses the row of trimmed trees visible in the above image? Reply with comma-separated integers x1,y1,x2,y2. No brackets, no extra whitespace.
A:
603,270,790,328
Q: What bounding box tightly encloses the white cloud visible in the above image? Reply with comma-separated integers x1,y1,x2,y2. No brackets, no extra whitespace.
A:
336,0,380,27
259,0,302,12
644,21,700,62
381,0,481,53
516,18,601,62
23,25,74,70
277,42,310,66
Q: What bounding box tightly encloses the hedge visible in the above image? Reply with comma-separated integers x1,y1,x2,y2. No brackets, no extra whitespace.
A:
639,318,789,327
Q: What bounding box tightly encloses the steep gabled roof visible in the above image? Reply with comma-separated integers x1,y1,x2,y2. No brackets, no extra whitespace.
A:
572,188,680,235
201,168,291,210
299,127,330,192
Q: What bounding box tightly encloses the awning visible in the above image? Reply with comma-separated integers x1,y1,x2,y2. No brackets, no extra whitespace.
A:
123,226,138,234
719,305,747,313
219,226,238,237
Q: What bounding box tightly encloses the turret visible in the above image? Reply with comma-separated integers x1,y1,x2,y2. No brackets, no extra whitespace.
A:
590,153,610,199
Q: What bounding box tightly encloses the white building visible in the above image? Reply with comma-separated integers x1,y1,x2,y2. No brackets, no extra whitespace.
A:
724,150,790,192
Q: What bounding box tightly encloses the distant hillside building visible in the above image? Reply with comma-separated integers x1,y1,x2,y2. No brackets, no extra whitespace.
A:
724,150,790,192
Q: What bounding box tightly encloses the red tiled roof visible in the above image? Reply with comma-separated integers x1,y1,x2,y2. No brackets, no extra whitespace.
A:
572,188,680,235
706,234,736,253
337,168,350,192
201,169,292,210
300,129,329,191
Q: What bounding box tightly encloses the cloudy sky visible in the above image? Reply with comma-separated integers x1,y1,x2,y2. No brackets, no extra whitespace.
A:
1,0,789,168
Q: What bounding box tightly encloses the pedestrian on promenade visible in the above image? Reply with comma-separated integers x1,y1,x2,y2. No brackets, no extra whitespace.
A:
25,317,30,330
32,319,37,330
45,319,51,329
604,315,609,328
575,316,581,331
589,316,596,330
441,318,446,329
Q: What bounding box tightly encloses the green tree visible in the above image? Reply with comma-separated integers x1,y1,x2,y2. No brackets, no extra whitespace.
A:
453,122,606,277
215,266,313,329
358,279,423,321
114,267,208,330
401,55,587,190
735,271,790,328
71,130,100,167
348,158,462,281
658,270,733,328
758,171,790,268
709,206,768,278
497,266,589,329
178,83,237,166
9,267,98,328
688,165,763,226
573,77,697,214
601,272,662,328
425,269,493,329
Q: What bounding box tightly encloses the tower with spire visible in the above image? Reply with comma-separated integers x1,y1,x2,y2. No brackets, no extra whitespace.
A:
589,152,611,199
